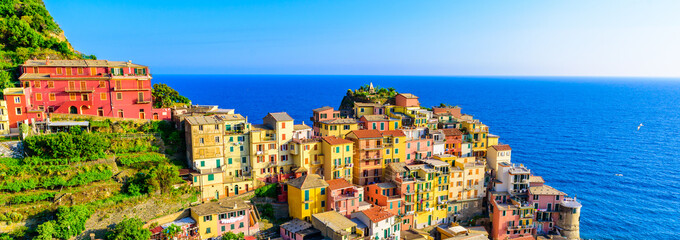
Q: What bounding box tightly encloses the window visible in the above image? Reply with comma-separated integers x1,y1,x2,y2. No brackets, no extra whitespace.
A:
321,201,325,207
199,138,204,144
239,222,244,228
116,92,122,100
320,188,325,195
533,195,539,200
344,125,350,130
35,93,42,101
208,174,214,181
221,226,225,232
34,81,41,88
204,215,212,221
200,161,205,167
77,68,84,75
215,136,220,143
80,81,86,90
15,108,22,115
346,145,350,152
231,224,235,230
305,203,309,209
305,190,309,201
100,92,107,100
82,94,89,101
206,227,211,234
13,97,20,103
48,81,54,88
281,122,286,128
56,68,62,74
556,195,560,201
99,81,106,88
138,92,144,101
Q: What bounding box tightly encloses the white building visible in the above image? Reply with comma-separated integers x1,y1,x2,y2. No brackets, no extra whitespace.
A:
351,207,400,240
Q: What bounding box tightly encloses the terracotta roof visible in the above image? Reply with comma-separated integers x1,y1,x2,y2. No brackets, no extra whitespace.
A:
294,123,311,130
381,130,406,137
313,106,334,112
441,128,463,136
349,129,383,139
287,174,328,190
491,144,512,151
266,112,294,121
529,185,565,196
191,198,251,216
397,93,418,99
360,206,394,223
322,136,353,145
326,178,354,190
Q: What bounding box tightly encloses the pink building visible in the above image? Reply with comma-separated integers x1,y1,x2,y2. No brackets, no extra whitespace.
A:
191,198,260,237
15,59,171,128
395,93,419,107
489,192,536,240
312,106,340,136
359,114,397,131
326,178,364,217
404,138,433,164
528,183,566,235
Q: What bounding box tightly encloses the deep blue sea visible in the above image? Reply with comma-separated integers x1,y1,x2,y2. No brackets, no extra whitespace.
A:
155,75,680,240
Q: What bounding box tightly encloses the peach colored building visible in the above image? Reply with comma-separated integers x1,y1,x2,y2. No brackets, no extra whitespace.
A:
395,93,419,107
404,138,433,164
326,178,364,217
528,184,565,235
433,106,461,118
489,191,536,240
346,130,385,186
441,128,463,156
312,106,340,136
359,114,399,131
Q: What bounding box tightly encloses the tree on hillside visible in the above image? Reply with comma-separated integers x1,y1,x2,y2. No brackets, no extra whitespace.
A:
34,220,58,240
223,232,245,240
105,217,152,240
54,205,92,239
147,163,182,194
164,224,182,240
151,83,191,108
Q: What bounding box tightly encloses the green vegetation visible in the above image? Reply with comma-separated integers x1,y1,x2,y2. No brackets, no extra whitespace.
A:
340,84,399,111
104,217,151,240
23,130,110,160
0,0,95,90
117,152,165,167
254,183,278,198
152,83,191,108
222,232,246,240
34,205,93,240
164,224,182,239
124,163,181,196
8,192,54,204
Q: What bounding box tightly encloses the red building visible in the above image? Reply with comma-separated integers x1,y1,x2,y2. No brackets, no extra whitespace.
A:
13,59,170,128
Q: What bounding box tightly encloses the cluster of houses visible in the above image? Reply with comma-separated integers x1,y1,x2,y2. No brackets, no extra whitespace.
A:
179,84,582,240
7,59,581,240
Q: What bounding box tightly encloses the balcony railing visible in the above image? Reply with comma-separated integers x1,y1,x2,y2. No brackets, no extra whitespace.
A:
65,87,94,93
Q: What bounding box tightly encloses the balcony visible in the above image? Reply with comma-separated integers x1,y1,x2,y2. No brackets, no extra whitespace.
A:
136,99,151,104
113,87,150,91
65,87,94,93
388,195,402,200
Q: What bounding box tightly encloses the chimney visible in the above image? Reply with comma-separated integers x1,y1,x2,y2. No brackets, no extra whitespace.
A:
46,56,50,65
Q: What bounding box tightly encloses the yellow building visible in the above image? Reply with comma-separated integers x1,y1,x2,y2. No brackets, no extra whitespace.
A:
321,136,354,181
381,130,406,165
0,100,8,135
385,105,428,128
420,159,451,226
353,102,384,118
287,174,329,221
318,118,358,138
460,120,489,157
290,138,323,176
250,112,295,184
221,114,254,195
404,164,437,228
185,115,227,202
487,134,499,147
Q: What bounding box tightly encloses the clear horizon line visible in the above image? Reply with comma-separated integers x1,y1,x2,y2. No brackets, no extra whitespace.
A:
150,73,680,80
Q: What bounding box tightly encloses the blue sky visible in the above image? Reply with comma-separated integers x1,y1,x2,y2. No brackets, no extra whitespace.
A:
46,0,680,77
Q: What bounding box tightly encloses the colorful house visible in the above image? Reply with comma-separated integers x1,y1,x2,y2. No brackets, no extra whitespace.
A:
251,112,295,183
312,106,341,136
395,93,419,108
353,102,384,118
441,128,463,156
459,120,489,157
16,59,170,125
287,174,329,221
380,130,406,165
290,138,323,177
190,198,260,239
0,100,9,135
318,118,358,138
350,206,401,240
346,130,385,186
359,114,400,131
321,136,354,181
280,218,322,240
326,178,364,217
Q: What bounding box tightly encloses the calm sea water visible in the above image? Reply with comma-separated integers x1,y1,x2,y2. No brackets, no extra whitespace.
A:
155,75,680,240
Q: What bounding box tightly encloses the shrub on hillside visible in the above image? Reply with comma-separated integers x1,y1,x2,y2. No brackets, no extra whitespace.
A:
254,183,277,198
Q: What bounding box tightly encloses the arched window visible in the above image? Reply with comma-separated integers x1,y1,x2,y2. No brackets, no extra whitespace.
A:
69,106,77,114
